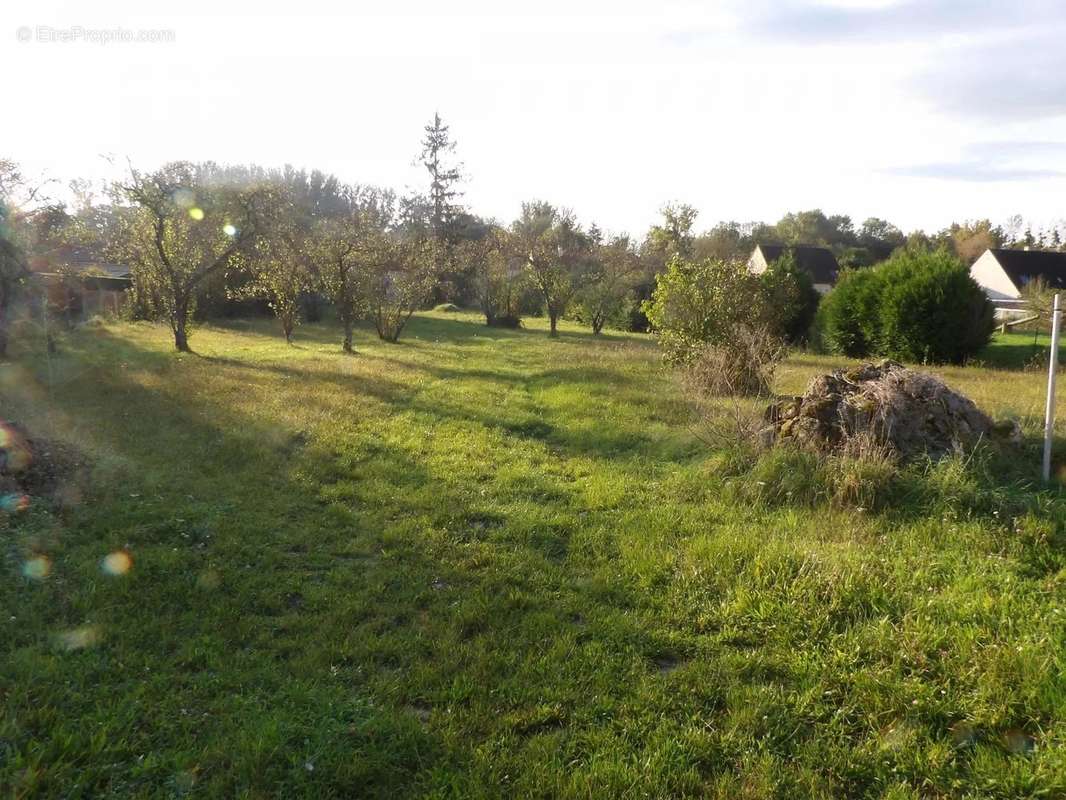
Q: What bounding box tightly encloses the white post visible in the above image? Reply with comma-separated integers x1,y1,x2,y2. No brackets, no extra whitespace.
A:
1043,293,1061,481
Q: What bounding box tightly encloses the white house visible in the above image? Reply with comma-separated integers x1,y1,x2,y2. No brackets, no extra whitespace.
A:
747,244,840,294
969,248,1066,318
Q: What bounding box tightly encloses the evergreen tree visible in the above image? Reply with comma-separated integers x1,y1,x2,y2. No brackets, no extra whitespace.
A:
419,113,464,300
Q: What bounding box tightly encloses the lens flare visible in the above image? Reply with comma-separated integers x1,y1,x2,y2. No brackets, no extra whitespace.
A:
0,423,32,472
1,493,29,513
222,223,237,236
101,550,133,576
56,625,101,651
22,555,51,580
188,207,205,221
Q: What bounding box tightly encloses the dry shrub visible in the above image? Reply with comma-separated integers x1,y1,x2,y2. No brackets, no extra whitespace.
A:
683,325,785,397
684,325,785,450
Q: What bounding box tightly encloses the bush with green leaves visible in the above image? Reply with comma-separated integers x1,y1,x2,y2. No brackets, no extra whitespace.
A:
815,248,993,364
813,266,884,357
756,251,820,344
877,248,995,363
643,255,763,366
572,233,639,334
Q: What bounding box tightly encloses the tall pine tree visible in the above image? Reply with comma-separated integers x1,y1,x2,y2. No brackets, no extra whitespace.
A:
419,113,464,302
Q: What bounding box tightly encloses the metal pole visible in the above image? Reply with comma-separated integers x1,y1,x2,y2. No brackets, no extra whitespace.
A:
1043,293,1061,481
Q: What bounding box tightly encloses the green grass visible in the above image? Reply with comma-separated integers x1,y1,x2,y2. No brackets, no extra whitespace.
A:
976,330,1066,371
2,311,1065,798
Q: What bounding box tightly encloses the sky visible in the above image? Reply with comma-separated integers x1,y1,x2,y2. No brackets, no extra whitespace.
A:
3,0,1066,237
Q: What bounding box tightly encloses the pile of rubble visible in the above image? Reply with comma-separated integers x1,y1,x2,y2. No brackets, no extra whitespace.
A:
762,361,1020,460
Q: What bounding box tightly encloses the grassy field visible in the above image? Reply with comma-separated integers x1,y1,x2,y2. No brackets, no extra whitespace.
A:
973,330,1066,372
2,312,1064,798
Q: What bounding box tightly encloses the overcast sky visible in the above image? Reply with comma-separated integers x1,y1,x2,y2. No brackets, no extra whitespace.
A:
4,0,1066,236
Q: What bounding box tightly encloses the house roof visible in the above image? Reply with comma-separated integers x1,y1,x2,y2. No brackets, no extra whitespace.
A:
757,244,840,284
989,248,1066,290
29,245,130,280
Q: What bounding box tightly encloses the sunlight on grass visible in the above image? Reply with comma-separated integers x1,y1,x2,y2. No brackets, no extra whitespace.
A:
1,312,1064,797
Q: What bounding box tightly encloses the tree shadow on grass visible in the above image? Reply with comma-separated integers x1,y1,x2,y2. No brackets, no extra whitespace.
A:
4,326,699,800
3,324,687,797
183,338,677,462
405,313,643,345
10,324,1052,798
3,336,461,797
974,331,1066,371
208,312,652,348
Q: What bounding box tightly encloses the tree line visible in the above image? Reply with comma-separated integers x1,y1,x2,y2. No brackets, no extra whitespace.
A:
0,114,1058,355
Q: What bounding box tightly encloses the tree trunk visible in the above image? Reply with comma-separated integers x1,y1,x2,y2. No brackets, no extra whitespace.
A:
173,301,191,352
174,325,190,352
549,312,559,337
342,320,354,353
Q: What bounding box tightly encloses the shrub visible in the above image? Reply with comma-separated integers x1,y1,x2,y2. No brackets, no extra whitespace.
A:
877,249,994,364
645,255,787,404
684,327,784,398
813,267,884,357
757,252,821,344
815,248,994,364
643,256,763,366
624,286,653,332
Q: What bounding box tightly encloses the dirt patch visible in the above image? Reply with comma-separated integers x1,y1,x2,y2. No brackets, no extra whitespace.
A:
1,421,89,510
651,654,684,675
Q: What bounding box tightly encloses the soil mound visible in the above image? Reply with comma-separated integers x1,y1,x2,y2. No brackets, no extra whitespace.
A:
763,361,1020,460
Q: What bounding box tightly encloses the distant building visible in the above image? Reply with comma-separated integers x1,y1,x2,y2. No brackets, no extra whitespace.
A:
747,244,840,294
29,246,132,320
969,248,1066,318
